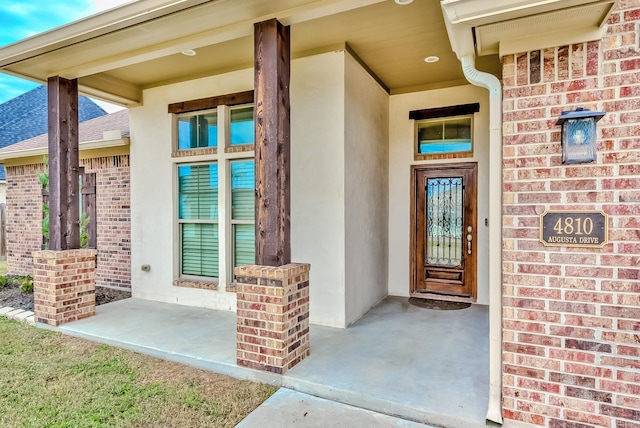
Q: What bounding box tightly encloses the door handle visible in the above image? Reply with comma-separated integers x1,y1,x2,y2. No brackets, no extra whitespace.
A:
466,226,473,255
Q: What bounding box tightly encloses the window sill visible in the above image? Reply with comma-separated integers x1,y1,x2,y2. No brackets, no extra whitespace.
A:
415,151,473,161
172,279,239,293
173,279,218,290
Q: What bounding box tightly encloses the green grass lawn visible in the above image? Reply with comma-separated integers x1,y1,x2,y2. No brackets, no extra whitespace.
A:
0,318,276,428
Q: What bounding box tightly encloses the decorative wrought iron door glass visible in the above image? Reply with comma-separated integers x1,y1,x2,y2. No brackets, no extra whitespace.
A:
426,177,463,267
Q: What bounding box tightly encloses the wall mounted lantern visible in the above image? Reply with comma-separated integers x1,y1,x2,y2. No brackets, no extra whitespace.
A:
556,107,605,164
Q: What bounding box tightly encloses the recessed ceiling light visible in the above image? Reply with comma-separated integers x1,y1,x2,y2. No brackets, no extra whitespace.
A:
424,56,440,63
394,0,413,4
181,49,197,56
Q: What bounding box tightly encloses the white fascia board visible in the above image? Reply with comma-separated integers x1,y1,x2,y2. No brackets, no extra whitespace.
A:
0,138,130,162
0,0,212,67
440,0,596,25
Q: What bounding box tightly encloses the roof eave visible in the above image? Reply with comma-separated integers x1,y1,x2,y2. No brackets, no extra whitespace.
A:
0,137,130,162
0,0,212,68
0,0,389,105
441,0,616,59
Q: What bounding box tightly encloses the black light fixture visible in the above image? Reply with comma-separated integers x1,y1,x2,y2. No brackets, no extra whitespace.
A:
556,107,605,164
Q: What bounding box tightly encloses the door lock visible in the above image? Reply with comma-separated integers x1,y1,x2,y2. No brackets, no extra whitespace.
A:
466,226,473,255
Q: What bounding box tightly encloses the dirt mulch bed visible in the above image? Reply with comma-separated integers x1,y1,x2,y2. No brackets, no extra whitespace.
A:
0,284,131,312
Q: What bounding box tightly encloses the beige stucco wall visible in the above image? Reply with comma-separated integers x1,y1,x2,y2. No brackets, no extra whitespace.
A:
388,85,491,305
290,51,347,327
130,51,358,326
128,51,490,324
129,68,253,312
344,53,389,325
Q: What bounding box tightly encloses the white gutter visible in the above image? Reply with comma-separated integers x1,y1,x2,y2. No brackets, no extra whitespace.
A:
0,137,129,162
460,54,503,425
442,0,504,421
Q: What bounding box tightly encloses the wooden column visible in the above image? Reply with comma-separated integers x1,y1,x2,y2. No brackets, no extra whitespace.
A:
47,76,80,250
254,19,291,267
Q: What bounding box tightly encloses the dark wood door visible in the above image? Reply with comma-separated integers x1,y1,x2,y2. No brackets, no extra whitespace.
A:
411,163,477,298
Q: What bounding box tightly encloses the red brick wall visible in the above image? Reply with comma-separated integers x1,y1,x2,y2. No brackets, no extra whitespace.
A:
501,2,640,427
5,155,131,289
5,164,43,275
85,156,131,289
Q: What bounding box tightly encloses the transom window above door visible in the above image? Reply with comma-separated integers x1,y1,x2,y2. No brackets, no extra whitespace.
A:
416,116,472,155
409,102,479,161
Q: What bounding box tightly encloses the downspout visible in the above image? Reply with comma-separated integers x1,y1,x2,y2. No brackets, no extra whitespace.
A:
460,54,503,425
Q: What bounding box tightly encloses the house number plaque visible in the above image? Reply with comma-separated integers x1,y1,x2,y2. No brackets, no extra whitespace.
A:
540,210,608,248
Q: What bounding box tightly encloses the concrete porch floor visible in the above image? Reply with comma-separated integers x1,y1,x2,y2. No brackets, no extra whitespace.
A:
54,296,489,428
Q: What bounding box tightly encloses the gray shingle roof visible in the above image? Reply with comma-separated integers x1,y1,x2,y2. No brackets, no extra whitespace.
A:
0,109,129,156
0,85,107,180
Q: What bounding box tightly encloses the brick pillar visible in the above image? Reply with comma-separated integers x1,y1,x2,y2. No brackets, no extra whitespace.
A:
32,249,97,326
235,263,310,374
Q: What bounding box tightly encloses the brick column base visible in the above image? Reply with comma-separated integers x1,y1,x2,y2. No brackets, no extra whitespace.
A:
235,263,310,374
32,249,98,326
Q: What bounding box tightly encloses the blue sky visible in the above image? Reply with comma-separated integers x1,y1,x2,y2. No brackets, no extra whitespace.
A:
0,0,131,105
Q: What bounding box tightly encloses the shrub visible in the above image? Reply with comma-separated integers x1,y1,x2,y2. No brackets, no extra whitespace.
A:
19,276,34,294
0,275,33,292
79,211,90,249
0,275,10,289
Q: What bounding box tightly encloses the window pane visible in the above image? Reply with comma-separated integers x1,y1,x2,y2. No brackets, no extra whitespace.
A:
178,112,218,150
181,223,218,277
444,117,471,140
234,224,255,268
420,141,472,154
178,164,218,220
417,117,472,155
230,107,254,146
231,161,254,220
419,122,443,141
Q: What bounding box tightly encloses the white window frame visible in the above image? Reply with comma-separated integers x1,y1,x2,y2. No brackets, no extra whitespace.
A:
173,103,255,291
177,161,220,280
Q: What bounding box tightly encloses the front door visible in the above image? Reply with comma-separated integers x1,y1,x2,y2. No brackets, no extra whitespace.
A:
411,163,477,299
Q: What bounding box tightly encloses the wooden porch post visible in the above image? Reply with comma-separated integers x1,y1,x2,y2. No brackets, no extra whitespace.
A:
34,76,96,327
47,76,80,250
254,18,291,266
236,20,308,374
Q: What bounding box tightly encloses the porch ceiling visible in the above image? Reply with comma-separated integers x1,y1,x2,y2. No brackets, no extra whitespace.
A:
0,0,501,106
0,0,613,106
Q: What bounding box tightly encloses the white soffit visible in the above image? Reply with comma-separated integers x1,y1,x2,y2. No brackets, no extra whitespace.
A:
475,1,616,56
